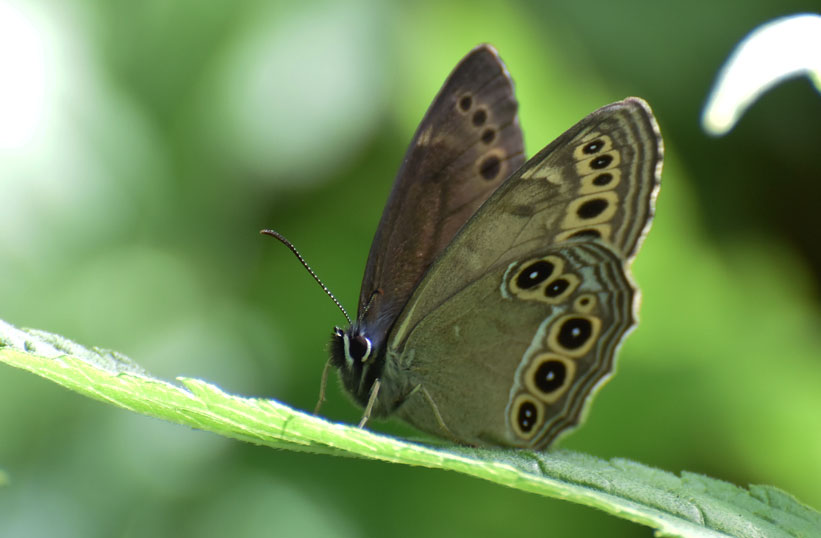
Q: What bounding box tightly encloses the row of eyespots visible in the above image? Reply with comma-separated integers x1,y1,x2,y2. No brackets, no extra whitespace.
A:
575,136,616,185
512,359,573,439
510,300,601,440
560,135,620,240
511,356,573,438
459,94,490,129
509,256,579,304
458,93,503,180
516,317,599,416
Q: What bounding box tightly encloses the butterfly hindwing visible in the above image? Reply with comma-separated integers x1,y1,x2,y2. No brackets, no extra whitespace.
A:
388,240,635,448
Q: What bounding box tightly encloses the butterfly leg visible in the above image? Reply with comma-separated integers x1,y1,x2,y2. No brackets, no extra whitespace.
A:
358,378,382,428
313,358,333,415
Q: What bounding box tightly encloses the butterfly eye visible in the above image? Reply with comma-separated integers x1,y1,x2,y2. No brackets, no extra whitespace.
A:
349,334,372,363
342,332,372,367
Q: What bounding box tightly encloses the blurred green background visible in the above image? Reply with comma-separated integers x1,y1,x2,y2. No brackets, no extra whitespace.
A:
1,0,819,536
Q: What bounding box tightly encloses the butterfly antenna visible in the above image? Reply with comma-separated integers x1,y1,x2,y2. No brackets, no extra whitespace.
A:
260,229,352,325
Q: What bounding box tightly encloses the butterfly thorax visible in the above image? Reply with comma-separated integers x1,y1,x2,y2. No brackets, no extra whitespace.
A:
329,325,387,410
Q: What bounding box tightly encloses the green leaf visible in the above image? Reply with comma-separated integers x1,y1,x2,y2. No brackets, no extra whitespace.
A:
1,318,818,538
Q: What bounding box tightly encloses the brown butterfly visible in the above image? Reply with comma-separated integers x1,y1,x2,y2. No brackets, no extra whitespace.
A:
268,44,662,449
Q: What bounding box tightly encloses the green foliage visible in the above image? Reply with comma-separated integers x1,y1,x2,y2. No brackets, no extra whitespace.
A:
2,320,819,538
1,2,820,536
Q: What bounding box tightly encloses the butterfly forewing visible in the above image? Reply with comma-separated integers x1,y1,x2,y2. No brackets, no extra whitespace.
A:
356,45,525,349
390,241,635,448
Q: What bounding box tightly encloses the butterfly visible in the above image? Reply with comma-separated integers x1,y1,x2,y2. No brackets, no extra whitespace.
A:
269,44,662,449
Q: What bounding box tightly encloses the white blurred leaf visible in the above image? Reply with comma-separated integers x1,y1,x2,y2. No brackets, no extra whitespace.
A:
702,13,821,136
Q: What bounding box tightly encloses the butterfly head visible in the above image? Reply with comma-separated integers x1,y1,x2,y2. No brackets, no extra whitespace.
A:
329,325,383,406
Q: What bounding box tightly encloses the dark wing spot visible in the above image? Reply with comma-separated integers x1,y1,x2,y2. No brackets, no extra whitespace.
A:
569,229,601,239
479,155,501,180
517,401,539,433
579,297,591,306
459,95,472,111
557,317,593,350
592,173,613,186
590,155,613,169
577,198,609,219
545,278,570,298
481,128,496,144
472,108,487,126
534,360,567,394
583,140,603,154
515,260,555,289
